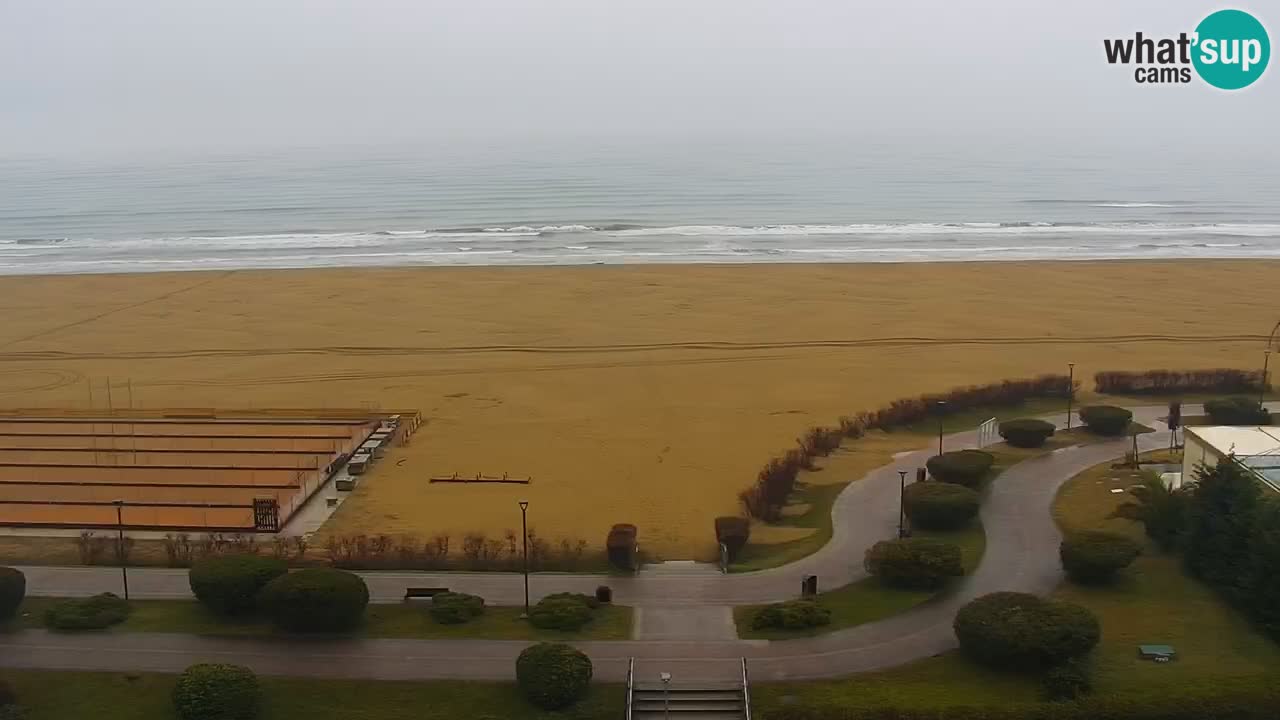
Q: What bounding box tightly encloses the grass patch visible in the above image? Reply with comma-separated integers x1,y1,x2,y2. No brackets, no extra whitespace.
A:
4,597,632,641
894,398,1071,436
734,523,985,640
0,669,622,720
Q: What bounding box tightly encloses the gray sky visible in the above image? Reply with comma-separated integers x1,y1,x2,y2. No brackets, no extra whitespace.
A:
1,0,1275,155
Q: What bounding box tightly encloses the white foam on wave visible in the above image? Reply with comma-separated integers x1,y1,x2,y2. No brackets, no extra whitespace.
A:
1090,202,1177,208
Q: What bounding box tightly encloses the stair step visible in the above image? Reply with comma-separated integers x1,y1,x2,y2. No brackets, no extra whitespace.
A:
633,700,743,712
633,713,744,720
633,691,743,702
633,682,742,693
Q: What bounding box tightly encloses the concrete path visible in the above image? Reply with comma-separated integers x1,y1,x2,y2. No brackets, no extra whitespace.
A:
0,403,1199,682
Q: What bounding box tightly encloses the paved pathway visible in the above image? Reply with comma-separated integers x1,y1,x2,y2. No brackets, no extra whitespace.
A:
0,403,1224,682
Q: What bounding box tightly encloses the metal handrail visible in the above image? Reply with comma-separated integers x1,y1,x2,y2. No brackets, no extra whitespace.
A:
741,657,752,720
625,657,635,720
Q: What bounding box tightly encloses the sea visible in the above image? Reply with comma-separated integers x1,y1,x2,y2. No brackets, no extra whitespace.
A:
2,135,1278,275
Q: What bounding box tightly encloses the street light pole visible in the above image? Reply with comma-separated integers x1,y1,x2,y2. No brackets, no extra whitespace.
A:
898,470,908,539
1262,351,1271,407
113,499,129,600
935,400,946,456
518,500,530,618
1066,363,1075,431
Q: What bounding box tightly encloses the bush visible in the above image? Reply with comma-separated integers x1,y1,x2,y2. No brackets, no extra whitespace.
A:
528,597,593,631
0,678,14,706
998,418,1056,448
188,554,287,616
605,524,637,571
953,592,1100,669
751,599,831,631
1094,368,1267,396
1204,396,1272,425
0,707,27,720
541,592,600,609
0,567,25,620
1042,658,1092,702
714,516,751,562
926,449,995,487
903,482,980,531
428,592,485,624
515,642,592,710
594,585,612,604
1060,530,1141,584
1115,476,1190,551
172,663,261,720
1078,405,1133,436
259,568,369,632
43,593,131,631
864,538,964,590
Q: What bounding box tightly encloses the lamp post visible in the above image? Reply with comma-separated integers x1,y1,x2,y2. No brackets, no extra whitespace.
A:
660,672,672,720
897,470,908,539
1262,321,1278,407
113,499,129,600
935,400,946,456
1066,363,1075,431
518,500,530,618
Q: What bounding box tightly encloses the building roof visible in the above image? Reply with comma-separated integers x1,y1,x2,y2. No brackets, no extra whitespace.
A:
1185,426,1280,457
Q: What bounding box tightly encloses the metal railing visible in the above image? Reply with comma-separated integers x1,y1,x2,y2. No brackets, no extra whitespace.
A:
741,657,752,720
625,657,635,720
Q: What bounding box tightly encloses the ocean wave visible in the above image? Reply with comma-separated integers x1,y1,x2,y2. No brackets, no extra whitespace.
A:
1090,202,1177,208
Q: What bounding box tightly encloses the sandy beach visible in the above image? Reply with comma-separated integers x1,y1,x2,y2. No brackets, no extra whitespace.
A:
0,260,1274,559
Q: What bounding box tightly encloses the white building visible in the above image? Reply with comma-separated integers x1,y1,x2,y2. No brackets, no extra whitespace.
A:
1181,426,1280,492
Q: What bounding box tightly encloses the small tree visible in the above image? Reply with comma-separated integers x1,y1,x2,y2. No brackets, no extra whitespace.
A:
865,538,964,590
1115,476,1190,551
1184,460,1262,604
172,663,261,720
515,643,593,710
1060,530,1141,584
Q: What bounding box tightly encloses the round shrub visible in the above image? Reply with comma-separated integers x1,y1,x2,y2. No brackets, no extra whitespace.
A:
528,597,593,631
1060,530,1141,585
188,554,287,616
750,599,831,631
926,449,995,487
998,418,1057,448
1204,396,1272,425
594,585,612,604
953,592,1100,669
43,593,131,631
428,592,485,624
1078,405,1133,436
864,538,964,591
172,663,261,720
515,642,593,710
259,568,368,632
1042,658,1092,702
0,567,25,620
541,592,600,609
903,482,980,531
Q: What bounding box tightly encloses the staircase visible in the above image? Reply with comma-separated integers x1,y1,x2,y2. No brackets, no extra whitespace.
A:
627,658,751,720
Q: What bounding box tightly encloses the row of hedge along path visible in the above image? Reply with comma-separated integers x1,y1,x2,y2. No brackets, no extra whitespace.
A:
0,405,1228,683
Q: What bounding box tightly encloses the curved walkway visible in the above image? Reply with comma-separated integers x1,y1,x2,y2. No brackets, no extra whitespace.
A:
0,404,1208,682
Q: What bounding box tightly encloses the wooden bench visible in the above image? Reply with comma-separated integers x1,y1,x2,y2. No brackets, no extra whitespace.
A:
404,587,450,601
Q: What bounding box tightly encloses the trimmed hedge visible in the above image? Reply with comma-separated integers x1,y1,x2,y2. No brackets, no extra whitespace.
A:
428,592,485,624
1094,367,1267,396
926,450,995,487
715,516,751,562
1078,405,1132,436
998,418,1056,448
1060,530,1141,585
259,568,369,632
903,482,980,531
864,538,964,591
1204,396,1272,425
528,596,593,631
172,663,261,720
0,567,25,620
43,593,131,631
188,554,287,616
751,599,831,631
953,592,1100,669
606,524,637,571
515,642,593,710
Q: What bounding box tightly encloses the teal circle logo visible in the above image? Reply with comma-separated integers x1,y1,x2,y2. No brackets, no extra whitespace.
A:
1192,9,1270,89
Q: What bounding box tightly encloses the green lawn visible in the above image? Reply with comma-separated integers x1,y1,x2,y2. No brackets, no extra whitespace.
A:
4,597,632,641
893,397,1072,436
0,670,623,720
734,522,985,640
753,449,1280,713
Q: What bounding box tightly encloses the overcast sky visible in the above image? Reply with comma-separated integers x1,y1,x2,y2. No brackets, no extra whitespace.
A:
0,0,1274,156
